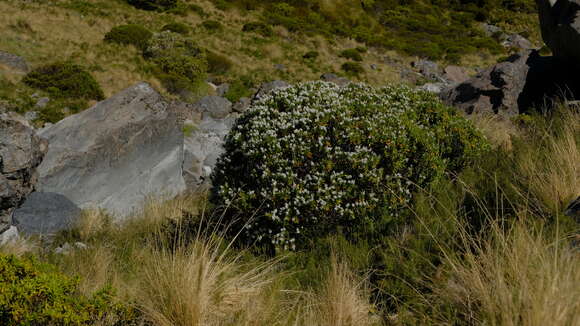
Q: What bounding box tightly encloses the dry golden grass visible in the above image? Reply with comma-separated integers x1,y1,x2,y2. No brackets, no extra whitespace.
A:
439,219,580,326
470,113,519,150
136,236,279,326
297,256,381,326
517,108,580,213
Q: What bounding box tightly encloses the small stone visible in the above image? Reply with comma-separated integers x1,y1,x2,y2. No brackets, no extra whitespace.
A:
24,111,38,121
35,97,50,108
274,63,286,71
370,64,378,70
216,83,230,97
233,97,251,113
0,226,19,246
74,242,88,250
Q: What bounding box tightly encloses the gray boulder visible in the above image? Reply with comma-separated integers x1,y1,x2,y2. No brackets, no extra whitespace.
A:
29,82,186,219
233,97,251,113
182,114,238,191
216,83,230,97
320,73,351,87
536,0,580,67
13,192,81,235
412,59,446,82
0,113,47,226
502,34,533,50
444,65,470,84
193,96,233,119
441,51,533,115
253,81,290,101
0,51,29,72
418,83,447,94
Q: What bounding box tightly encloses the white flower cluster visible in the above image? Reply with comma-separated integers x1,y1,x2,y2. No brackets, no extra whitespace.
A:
212,81,486,251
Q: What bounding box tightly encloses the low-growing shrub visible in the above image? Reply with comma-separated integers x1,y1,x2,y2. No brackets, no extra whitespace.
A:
161,22,190,35
145,32,208,87
303,51,319,60
242,22,274,37
104,24,153,49
211,82,488,251
341,62,364,75
23,63,104,100
0,254,138,325
201,20,222,31
126,0,178,11
339,49,363,61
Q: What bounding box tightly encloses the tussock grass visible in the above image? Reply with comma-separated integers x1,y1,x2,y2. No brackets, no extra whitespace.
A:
137,237,279,326
516,108,580,213
305,256,380,326
438,218,580,326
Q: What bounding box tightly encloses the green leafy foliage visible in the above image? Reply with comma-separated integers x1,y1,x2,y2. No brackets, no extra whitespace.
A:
218,0,533,60
161,22,190,35
341,62,364,75
104,24,153,50
145,32,208,93
23,63,104,100
339,48,363,62
212,82,489,252
0,254,138,325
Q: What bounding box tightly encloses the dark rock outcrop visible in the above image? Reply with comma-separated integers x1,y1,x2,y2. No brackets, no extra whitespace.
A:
564,196,580,223
441,50,580,115
536,0,580,67
0,113,47,228
13,192,81,235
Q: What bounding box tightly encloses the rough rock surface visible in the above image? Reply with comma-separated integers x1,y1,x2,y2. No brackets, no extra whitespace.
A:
253,81,290,101
502,34,533,50
444,66,470,84
0,51,29,72
564,196,580,222
441,50,580,114
0,113,47,227
13,192,81,235
182,114,238,191
192,96,233,119
25,82,186,218
320,73,351,87
536,0,580,67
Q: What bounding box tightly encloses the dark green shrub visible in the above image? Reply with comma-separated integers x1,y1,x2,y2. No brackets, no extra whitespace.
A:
242,22,274,37
126,0,177,11
161,22,190,35
104,24,153,49
339,49,363,61
224,76,254,102
0,254,139,325
145,32,208,88
206,50,233,75
302,51,319,60
23,63,104,100
211,82,489,251
201,20,222,31
355,46,368,53
341,62,364,75
158,73,194,94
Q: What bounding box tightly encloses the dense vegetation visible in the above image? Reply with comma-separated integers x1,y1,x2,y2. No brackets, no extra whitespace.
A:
214,0,536,60
212,82,487,251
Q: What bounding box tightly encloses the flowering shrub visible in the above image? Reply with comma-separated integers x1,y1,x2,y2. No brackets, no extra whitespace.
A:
212,82,488,251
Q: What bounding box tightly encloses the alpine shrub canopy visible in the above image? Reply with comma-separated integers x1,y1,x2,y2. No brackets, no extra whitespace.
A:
211,82,489,251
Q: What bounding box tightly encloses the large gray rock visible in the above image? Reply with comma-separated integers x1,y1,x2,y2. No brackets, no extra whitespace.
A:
193,96,233,119
253,81,290,102
13,192,81,235
441,51,534,115
30,83,186,219
182,114,238,191
536,0,580,67
0,113,47,226
0,51,29,72
441,49,580,114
